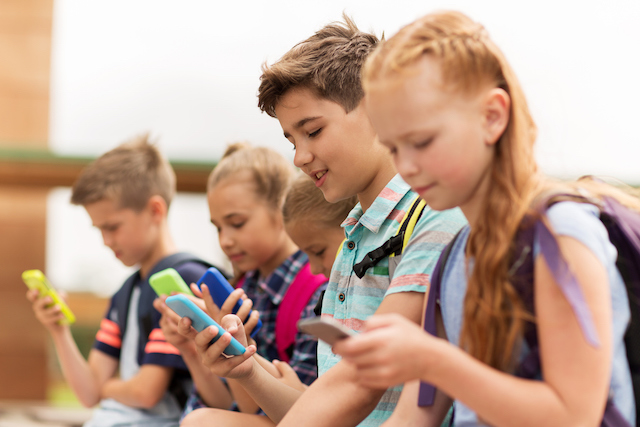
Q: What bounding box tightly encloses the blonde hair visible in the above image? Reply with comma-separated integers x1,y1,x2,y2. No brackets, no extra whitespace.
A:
258,14,379,118
283,173,357,228
208,142,295,210
70,134,176,211
364,11,640,372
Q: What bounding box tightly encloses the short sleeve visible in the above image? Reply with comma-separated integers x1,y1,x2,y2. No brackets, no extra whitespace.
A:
141,261,209,368
537,202,617,268
93,296,122,359
386,206,467,297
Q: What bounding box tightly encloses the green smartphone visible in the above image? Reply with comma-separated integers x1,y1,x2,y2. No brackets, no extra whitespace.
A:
149,268,194,297
22,269,76,325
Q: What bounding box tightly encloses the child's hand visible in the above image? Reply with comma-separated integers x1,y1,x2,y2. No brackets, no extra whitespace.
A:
333,313,441,390
153,296,192,351
273,360,308,392
199,284,260,343
179,313,257,379
220,288,256,326
26,288,67,332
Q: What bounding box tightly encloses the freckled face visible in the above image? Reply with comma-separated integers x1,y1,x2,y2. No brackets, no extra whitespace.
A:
285,220,345,278
365,56,496,215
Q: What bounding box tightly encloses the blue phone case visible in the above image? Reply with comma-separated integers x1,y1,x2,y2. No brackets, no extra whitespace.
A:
196,267,263,336
165,294,246,356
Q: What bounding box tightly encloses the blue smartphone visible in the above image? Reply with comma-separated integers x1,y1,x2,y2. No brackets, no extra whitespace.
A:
196,267,262,336
165,294,246,356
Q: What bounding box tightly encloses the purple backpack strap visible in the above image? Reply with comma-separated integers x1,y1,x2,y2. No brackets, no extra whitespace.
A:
515,197,639,426
276,262,327,363
418,229,463,407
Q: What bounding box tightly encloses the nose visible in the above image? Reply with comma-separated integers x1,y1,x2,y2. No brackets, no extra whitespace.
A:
293,141,313,169
394,149,420,179
101,231,113,248
309,260,323,276
218,229,234,250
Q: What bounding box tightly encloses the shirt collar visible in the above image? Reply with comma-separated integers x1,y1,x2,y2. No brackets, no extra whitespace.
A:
342,174,411,235
244,250,307,304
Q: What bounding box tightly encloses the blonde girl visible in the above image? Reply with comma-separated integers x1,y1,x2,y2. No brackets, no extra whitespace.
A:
335,11,639,427
180,142,327,425
283,173,357,278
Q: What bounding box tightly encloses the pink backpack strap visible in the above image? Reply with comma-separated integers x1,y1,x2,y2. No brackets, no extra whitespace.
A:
275,262,327,363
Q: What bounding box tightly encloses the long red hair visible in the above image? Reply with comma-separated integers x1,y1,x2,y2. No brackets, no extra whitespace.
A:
364,11,540,371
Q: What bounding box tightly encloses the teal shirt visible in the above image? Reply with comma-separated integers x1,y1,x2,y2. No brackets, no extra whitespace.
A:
319,174,467,426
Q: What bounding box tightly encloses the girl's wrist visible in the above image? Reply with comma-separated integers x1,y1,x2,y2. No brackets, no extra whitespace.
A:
418,335,452,385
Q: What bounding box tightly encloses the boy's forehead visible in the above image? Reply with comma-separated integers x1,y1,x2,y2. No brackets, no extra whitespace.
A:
275,87,345,130
84,198,130,223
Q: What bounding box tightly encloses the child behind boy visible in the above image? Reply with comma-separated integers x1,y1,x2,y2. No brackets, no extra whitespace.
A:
166,143,327,425
182,17,466,427
282,173,357,278
27,135,211,427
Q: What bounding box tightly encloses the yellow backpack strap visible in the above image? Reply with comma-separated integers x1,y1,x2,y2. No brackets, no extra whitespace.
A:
390,196,427,258
352,196,427,278
335,238,347,259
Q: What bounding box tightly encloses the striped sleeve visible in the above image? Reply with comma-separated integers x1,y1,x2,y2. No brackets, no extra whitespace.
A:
386,206,467,297
93,305,122,359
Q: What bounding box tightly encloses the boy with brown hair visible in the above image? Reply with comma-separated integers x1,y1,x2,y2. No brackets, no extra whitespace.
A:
27,135,214,427
181,16,465,427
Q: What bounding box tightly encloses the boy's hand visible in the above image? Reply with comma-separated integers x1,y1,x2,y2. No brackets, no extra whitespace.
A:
179,313,256,379
26,288,67,333
273,360,308,392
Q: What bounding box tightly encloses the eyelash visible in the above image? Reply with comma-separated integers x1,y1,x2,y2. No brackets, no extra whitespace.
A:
231,222,245,229
309,128,322,138
415,137,433,149
314,249,326,257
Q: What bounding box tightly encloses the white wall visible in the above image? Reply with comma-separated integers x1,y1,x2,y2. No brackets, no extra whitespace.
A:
46,188,230,295
45,0,640,294
49,0,640,182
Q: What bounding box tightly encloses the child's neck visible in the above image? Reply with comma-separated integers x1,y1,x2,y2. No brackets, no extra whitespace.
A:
358,158,396,212
258,236,299,279
139,222,177,279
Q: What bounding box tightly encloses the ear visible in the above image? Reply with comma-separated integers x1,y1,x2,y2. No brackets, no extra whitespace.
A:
147,195,168,222
483,88,511,146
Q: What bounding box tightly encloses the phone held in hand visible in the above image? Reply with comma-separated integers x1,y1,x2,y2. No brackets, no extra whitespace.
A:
165,294,246,357
22,269,76,325
149,268,195,297
196,267,263,336
297,317,355,345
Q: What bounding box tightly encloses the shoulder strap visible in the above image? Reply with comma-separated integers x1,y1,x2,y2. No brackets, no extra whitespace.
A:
276,262,327,363
353,196,426,279
418,228,462,407
112,271,140,336
115,252,214,344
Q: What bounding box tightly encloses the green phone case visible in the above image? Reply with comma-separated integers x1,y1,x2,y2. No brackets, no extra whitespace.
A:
22,269,76,325
149,268,194,297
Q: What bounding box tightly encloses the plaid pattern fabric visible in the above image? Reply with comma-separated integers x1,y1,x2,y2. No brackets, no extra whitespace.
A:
319,174,466,426
243,249,324,385
182,250,325,419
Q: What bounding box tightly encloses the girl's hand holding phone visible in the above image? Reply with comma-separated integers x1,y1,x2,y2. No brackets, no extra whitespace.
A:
199,283,260,346
180,312,257,379
333,313,444,390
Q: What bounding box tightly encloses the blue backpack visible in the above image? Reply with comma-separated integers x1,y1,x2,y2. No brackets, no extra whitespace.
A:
112,252,226,407
419,194,640,427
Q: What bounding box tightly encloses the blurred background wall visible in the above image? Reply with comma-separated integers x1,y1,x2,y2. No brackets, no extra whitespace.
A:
0,0,638,404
